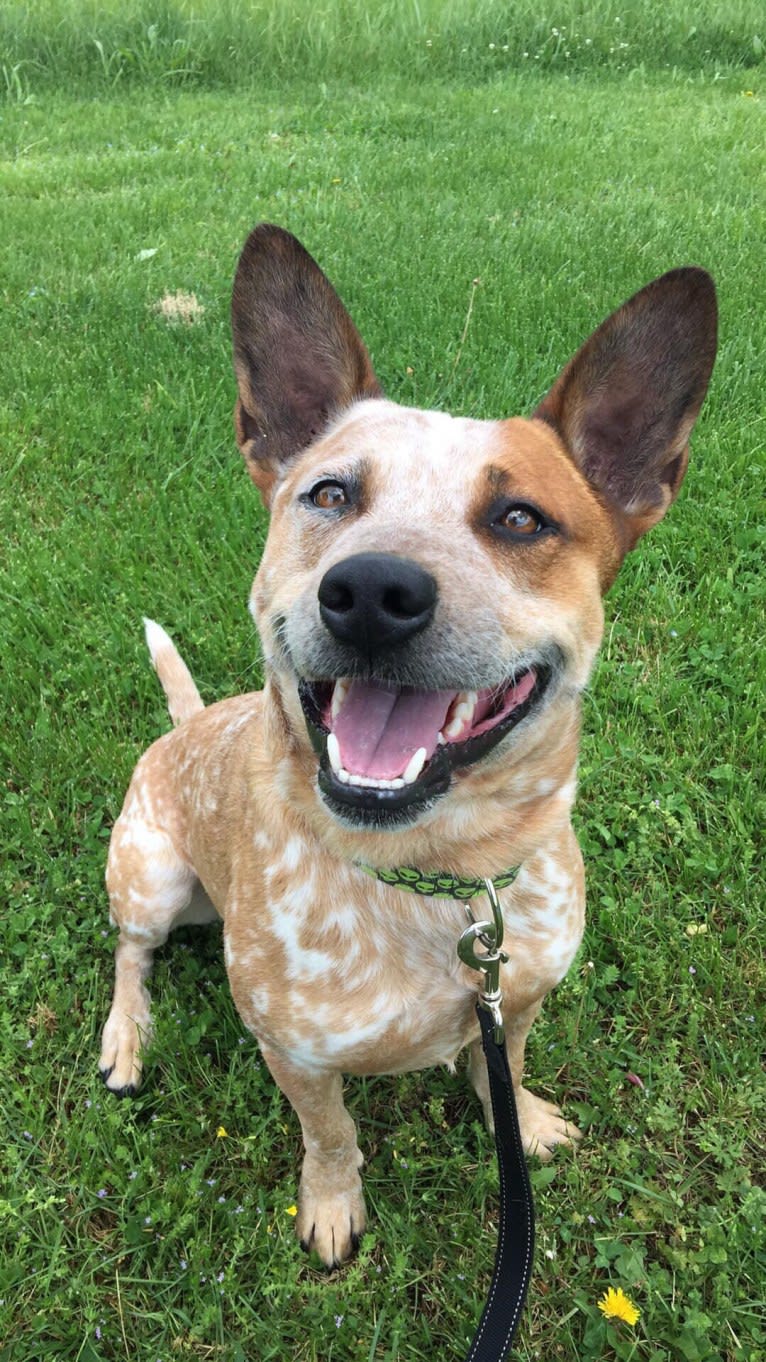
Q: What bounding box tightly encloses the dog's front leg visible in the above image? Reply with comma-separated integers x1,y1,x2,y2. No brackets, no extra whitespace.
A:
260,1043,365,1267
468,1001,581,1160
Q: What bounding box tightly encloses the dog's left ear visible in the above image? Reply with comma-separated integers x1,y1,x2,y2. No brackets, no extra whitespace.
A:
533,267,717,551
232,224,382,505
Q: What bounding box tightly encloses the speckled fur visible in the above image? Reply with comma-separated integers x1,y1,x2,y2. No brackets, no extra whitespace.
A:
100,227,716,1267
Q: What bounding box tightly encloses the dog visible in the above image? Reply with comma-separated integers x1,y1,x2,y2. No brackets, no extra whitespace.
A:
99,224,717,1267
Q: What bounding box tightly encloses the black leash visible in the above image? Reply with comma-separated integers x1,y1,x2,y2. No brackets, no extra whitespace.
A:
457,880,536,1361
359,863,536,1357
462,1004,535,1361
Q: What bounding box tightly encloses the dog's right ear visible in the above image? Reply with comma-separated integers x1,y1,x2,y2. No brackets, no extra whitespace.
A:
231,224,382,505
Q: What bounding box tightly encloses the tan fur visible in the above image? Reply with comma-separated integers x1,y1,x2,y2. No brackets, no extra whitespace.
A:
100,226,716,1267
143,618,204,725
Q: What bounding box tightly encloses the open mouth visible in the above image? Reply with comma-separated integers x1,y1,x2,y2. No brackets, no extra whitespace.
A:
298,664,551,826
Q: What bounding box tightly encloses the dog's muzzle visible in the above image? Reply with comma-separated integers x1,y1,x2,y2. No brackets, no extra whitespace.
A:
288,552,555,828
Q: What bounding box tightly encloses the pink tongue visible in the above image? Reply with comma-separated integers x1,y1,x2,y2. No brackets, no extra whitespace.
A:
333,682,457,780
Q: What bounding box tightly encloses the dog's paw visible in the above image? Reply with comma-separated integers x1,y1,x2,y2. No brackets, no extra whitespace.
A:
296,1172,367,1267
515,1086,581,1160
99,1008,150,1096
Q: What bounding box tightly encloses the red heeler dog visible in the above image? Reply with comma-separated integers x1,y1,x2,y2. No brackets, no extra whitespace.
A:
100,225,717,1265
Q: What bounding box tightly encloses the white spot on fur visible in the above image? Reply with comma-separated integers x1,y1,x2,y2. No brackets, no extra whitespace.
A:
278,836,306,874
266,874,334,981
250,987,271,1016
122,920,161,942
322,903,359,934
228,712,252,735
273,757,295,804
282,1034,326,1069
117,817,172,858
311,992,403,1059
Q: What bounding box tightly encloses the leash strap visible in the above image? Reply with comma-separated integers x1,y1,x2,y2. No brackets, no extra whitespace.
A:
356,862,535,1356
462,1004,536,1362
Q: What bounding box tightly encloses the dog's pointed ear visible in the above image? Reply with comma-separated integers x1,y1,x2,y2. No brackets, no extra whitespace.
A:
533,268,717,551
231,224,383,504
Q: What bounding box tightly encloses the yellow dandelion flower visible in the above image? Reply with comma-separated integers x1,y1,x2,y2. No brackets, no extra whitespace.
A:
598,1286,640,1326
285,1203,298,1217
216,1125,228,1138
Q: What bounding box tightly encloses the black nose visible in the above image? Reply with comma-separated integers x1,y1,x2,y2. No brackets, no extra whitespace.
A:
318,552,437,655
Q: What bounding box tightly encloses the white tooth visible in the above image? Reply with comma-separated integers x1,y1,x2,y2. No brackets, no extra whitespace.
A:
455,692,478,723
344,773,395,790
402,747,427,784
331,678,349,720
444,690,478,739
327,732,342,775
332,762,406,791
445,708,470,739
437,731,445,745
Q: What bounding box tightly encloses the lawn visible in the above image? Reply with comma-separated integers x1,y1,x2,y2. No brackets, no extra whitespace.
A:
1,3,764,1360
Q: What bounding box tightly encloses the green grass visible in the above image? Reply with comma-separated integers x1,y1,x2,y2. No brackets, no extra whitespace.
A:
1,7,765,1360
0,0,764,99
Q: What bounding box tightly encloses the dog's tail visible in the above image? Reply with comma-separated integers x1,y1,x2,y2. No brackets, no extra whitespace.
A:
143,618,204,726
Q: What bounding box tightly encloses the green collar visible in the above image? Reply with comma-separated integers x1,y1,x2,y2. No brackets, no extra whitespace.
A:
357,862,520,901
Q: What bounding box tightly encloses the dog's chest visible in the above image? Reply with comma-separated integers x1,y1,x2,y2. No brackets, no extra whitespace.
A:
222,838,469,1072
222,827,584,1076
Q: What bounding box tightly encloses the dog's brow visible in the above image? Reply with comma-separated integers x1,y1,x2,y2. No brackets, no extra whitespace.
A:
301,454,371,495
483,462,558,509
484,464,513,494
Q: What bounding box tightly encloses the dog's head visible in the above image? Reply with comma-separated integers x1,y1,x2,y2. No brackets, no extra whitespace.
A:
232,225,716,832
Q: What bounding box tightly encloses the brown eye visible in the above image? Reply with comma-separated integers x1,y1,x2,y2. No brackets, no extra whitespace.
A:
311,481,349,510
487,495,558,543
500,504,543,535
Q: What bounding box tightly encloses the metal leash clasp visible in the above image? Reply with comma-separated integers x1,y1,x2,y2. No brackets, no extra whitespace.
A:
457,878,509,1043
